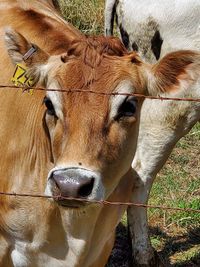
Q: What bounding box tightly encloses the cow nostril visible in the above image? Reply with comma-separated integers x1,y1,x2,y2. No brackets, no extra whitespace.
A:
78,178,95,198
54,180,61,192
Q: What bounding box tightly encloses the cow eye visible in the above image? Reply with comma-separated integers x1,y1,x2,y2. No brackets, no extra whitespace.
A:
116,97,138,120
43,96,56,116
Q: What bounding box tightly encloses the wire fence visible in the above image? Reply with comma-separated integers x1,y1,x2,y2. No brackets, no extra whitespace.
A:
0,84,199,214
0,191,199,213
2,84,200,102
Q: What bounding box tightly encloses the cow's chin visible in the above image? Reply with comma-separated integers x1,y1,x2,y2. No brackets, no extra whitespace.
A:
55,198,90,209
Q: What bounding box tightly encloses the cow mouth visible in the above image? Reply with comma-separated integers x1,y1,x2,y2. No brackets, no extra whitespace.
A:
54,195,90,209
56,197,87,209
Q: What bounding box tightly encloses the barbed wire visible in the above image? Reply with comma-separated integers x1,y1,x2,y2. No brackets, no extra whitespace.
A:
1,84,200,102
0,191,199,213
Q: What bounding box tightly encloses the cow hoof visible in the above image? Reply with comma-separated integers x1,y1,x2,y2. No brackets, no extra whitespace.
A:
132,251,166,267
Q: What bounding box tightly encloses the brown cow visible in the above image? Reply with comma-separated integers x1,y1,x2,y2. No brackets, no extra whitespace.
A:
0,1,200,267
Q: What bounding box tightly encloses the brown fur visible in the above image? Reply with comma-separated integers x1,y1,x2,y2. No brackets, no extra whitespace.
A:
1,1,200,267
152,50,200,93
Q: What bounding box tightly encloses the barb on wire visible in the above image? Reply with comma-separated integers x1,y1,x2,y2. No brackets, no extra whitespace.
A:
1,84,200,102
0,191,199,213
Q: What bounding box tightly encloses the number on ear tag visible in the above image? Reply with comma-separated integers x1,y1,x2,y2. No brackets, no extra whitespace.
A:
11,63,34,94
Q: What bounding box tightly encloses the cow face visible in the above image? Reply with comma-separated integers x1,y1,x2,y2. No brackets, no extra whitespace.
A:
5,28,199,208
41,57,145,208
5,28,146,208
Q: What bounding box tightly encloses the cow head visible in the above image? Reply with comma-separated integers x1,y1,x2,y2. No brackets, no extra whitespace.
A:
5,28,200,208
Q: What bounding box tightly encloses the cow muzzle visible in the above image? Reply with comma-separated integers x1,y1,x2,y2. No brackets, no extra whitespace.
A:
46,168,104,208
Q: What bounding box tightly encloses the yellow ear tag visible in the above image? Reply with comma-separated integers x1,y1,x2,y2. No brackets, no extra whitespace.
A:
11,63,34,94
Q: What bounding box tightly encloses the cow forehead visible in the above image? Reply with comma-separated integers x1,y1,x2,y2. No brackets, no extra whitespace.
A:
54,58,134,106
55,54,142,93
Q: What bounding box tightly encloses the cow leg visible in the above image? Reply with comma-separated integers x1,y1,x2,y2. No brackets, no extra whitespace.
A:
127,132,181,267
127,97,200,267
127,177,164,267
127,129,179,266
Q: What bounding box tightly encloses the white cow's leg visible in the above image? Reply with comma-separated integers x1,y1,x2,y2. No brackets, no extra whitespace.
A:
128,98,200,267
127,172,161,266
128,141,173,267
128,131,190,266
104,0,116,35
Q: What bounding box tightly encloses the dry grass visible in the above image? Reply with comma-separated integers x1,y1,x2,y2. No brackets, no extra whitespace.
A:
58,0,104,34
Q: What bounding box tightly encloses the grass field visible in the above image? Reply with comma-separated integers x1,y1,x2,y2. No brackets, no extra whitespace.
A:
58,1,200,266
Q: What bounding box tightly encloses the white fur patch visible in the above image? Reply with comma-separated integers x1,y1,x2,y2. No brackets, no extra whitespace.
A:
109,80,134,120
11,249,29,267
46,81,64,120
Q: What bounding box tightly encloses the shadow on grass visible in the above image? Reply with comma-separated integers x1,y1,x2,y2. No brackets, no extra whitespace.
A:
107,225,200,267
106,223,132,267
150,226,200,267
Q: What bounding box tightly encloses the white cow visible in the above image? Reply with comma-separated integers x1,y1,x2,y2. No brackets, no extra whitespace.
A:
105,0,200,63
105,0,200,266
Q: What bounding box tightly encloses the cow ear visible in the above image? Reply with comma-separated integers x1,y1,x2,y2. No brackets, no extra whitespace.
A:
4,27,49,66
5,27,50,84
147,50,200,95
